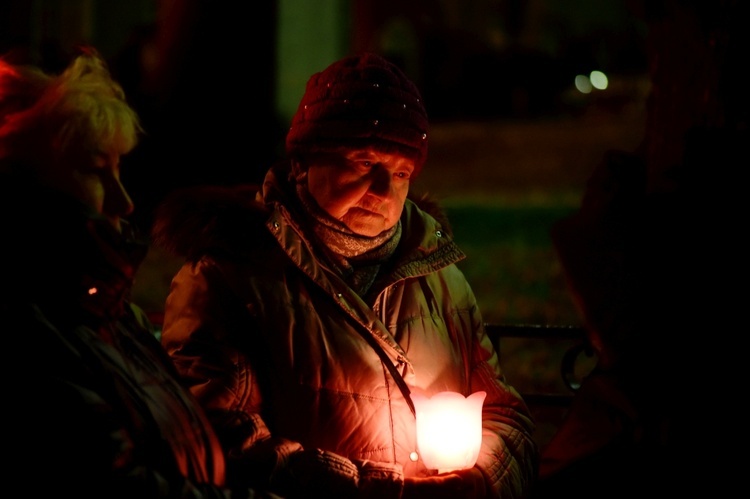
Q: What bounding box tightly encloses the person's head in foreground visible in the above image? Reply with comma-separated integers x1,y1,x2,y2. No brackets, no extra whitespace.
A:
0,46,141,234
285,52,429,238
0,46,145,316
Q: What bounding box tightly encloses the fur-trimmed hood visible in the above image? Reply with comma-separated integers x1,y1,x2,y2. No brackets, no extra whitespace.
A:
150,183,268,262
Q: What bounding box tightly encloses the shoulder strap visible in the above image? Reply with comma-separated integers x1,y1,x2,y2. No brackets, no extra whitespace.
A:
354,326,416,418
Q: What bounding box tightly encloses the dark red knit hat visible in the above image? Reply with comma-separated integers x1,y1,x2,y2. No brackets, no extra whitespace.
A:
285,53,429,176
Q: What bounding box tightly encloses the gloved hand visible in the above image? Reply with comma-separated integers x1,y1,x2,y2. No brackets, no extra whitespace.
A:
403,467,487,499
271,448,359,498
270,448,406,498
351,458,404,498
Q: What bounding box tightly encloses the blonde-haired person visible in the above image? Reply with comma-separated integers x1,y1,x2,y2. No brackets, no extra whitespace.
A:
0,46,140,232
0,48,277,499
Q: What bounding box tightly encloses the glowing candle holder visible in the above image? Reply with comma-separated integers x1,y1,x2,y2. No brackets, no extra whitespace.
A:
412,390,486,473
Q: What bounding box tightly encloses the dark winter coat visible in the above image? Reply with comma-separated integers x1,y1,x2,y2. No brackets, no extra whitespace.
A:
153,163,538,498
1,173,242,499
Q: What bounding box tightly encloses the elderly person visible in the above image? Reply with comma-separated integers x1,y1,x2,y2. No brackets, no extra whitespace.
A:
0,47,275,499
154,53,538,498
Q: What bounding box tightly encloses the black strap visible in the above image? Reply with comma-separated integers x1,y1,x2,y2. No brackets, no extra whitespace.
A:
322,272,417,418
356,327,416,418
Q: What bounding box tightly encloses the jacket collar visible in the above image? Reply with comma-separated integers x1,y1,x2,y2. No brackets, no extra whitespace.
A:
260,162,466,288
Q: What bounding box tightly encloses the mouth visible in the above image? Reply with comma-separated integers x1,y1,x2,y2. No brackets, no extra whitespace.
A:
349,206,383,218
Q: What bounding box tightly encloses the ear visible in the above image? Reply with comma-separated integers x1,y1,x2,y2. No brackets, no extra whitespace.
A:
290,159,308,182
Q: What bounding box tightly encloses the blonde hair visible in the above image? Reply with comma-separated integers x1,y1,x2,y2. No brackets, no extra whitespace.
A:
0,47,142,169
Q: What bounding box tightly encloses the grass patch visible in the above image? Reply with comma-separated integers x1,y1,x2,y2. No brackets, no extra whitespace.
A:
445,204,581,326
445,204,592,449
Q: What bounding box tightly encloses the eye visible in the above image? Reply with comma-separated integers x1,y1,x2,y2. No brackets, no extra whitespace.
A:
78,152,107,173
78,162,104,177
79,152,120,180
395,167,413,180
350,159,373,173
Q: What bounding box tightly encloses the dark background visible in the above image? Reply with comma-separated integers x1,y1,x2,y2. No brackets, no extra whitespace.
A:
0,0,657,325
2,0,746,453
0,0,652,226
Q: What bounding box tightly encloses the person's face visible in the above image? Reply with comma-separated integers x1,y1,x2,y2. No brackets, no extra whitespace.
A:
305,147,414,237
43,140,134,233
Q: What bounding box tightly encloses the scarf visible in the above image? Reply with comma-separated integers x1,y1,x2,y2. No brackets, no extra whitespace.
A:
295,181,401,297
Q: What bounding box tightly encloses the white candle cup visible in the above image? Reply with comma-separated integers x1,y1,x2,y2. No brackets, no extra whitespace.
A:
411,390,487,473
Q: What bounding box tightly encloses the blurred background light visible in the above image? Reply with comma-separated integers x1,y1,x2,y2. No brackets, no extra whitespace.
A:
589,70,608,90
574,74,593,94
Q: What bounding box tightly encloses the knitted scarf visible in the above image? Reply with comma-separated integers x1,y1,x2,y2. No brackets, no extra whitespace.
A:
295,182,401,297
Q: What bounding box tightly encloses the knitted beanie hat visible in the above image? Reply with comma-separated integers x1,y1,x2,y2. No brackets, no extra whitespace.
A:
285,53,429,176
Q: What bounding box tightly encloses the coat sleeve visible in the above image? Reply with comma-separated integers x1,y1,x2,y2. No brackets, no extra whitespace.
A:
20,377,238,499
465,287,539,498
161,257,300,488
6,303,243,499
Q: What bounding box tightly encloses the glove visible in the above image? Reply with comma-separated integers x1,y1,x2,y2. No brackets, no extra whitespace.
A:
271,448,359,498
403,467,487,499
227,437,303,489
270,449,406,498
352,458,404,498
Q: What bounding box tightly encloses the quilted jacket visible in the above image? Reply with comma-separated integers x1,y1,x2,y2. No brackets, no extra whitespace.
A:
154,162,538,498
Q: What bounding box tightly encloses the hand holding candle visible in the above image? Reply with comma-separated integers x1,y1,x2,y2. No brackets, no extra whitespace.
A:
403,467,488,499
411,391,487,473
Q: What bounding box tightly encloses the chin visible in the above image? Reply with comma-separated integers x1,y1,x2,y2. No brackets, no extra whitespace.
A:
344,213,387,237
350,227,382,237
343,219,381,237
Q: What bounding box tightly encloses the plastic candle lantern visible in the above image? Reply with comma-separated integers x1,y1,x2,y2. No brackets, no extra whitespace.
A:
411,391,487,473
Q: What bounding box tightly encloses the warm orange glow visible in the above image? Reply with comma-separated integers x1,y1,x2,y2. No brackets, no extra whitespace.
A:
412,391,486,473
88,287,97,295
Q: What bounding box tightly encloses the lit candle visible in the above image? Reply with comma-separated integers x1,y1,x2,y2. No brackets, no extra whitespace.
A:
411,391,486,473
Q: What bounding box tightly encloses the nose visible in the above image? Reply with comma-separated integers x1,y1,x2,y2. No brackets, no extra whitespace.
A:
104,177,135,232
369,164,394,198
